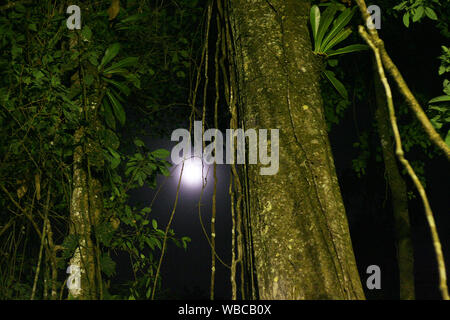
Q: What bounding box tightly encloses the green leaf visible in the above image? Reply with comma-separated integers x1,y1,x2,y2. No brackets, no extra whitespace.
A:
429,95,450,104
101,129,120,150
403,12,410,27
28,23,37,32
310,5,321,43
413,7,424,22
81,26,92,41
315,5,338,52
103,57,139,74
154,238,162,250
96,223,115,247
160,166,170,177
393,2,407,11
61,235,80,260
134,138,145,147
11,46,22,59
100,253,116,277
88,53,99,66
99,43,120,69
145,237,155,250
151,148,170,159
123,73,141,89
328,59,338,67
106,89,126,125
181,236,191,250
107,147,121,169
108,147,120,159
84,74,94,86
430,116,443,129
327,44,369,57
321,7,356,53
102,68,129,76
425,7,438,20
322,28,352,53
152,219,158,230
120,13,144,24
323,69,348,99
142,207,152,214
33,70,45,80
103,99,116,130
103,78,131,96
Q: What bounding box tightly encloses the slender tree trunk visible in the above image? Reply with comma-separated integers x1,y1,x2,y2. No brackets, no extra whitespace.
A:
67,23,101,299
229,0,365,299
68,127,97,299
373,64,415,300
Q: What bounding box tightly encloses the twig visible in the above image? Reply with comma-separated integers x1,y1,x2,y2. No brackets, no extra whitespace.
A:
31,186,51,300
150,161,184,300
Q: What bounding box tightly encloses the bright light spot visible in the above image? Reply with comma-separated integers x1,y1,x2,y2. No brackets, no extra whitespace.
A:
181,157,206,186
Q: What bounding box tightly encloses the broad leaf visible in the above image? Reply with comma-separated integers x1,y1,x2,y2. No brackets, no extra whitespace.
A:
322,28,352,53
106,89,126,125
413,6,424,22
99,43,121,69
324,69,348,99
327,44,369,57
310,5,320,43
403,12,410,27
425,7,438,20
103,78,131,96
103,99,116,130
103,57,138,73
321,7,356,53
429,95,450,104
315,5,338,52
151,148,170,159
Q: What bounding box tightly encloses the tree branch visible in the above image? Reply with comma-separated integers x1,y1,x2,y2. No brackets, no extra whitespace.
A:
355,0,450,161
358,24,449,300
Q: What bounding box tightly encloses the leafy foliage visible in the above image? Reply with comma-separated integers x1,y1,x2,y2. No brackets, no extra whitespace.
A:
428,46,450,146
394,0,440,27
0,0,198,300
309,4,368,99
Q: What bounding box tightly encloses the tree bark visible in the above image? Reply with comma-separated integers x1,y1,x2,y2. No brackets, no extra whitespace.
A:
68,127,98,299
373,63,415,300
67,25,102,299
229,0,365,299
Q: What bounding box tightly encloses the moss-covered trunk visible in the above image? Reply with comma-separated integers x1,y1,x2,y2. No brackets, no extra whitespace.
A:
68,127,97,299
229,0,365,299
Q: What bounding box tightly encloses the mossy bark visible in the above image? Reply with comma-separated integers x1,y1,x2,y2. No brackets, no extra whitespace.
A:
229,0,365,299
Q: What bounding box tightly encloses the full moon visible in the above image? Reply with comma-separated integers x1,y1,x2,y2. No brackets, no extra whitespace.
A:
180,157,207,187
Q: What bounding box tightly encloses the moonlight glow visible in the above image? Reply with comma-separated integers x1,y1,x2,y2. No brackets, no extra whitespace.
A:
180,157,207,187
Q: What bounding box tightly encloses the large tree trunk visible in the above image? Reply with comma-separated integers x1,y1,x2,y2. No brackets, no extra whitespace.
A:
373,64,415,300
229,0,365,299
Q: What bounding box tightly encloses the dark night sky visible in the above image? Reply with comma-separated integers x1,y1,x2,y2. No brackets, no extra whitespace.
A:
130,137,232,299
